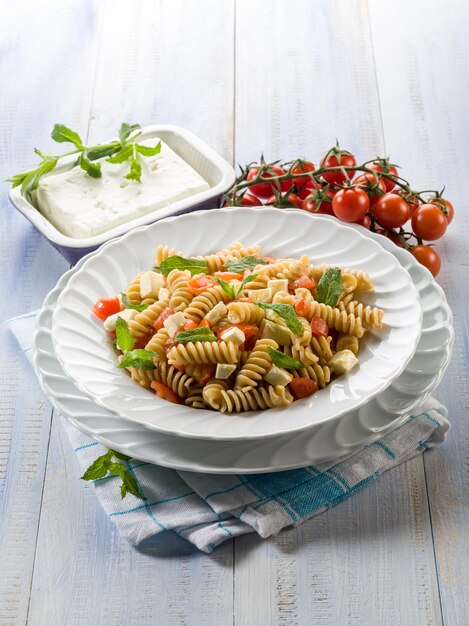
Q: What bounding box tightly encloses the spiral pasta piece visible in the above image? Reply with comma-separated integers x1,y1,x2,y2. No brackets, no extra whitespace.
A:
235,338,278,390
284,344,318,366
201,244,261,274
145,327,170,361
167,269,193,311
293,362,331,388
185,387,205,409
336,334,360,355
272,291,295,306
167,341,239,365
338,301,384,329
293,317,312,348
124,272,144,304
184,286,229,323
227,302,265,325
203,381,293,413
307,301,364,337
310,335,334,363
128,299,169,338
155,245,182,267
152,362,198,399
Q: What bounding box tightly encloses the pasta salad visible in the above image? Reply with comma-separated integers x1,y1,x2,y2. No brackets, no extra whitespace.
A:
91,242,384,413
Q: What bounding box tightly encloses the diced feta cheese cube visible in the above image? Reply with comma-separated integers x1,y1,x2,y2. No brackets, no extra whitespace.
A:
140,271,165,299
268,279,289,295
247,287,272,303
103,308,136,331
328,349,359,375
220,326,245,346
265,365,293,387
158,287,170,302
215,363,236,379
205,301,227,325
260,320,291,346
163,311,186,338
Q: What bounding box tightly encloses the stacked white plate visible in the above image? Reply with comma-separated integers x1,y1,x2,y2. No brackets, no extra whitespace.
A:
33,208,454,473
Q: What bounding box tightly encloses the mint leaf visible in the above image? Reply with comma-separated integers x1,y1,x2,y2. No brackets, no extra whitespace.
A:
255,302,303,335
51,123,83,148
78,151,101,178
121,293,149,312
224,256,268,273
125,154,142,182
108,462,146,500
118,349,157,370
110,449,132,462
106,145,133,164
136,141,161,157
267,347,304,370
215,277,236,299
86,142,121,160
8,171,32,188
159,255,208,277
116,317,134,352
316,267,342,307
21,157,58,196
81,450,113,481
119,122,141,144
174,327,217,344
235,273,258,297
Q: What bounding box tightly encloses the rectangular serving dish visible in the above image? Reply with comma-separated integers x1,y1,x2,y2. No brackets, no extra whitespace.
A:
9,124,236,264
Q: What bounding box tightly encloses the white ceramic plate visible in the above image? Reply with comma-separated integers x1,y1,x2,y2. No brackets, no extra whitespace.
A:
33,225,452,473
51,208,422,441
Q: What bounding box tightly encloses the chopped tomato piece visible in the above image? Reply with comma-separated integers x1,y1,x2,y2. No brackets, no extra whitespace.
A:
236,297,253,303
153,308,174,331
199,318,211,328
295,298,309,317
198,364,216,385
165,338,174,352
290,378,318,399
236,323,259,339
173,364,187,373
310,315,329,337
183,320,198,331
214,271,244,281
243,336,257,351
134,334,151,349
290,276,317,291
188,275,216,295
92,296,121,320
150,381,181,404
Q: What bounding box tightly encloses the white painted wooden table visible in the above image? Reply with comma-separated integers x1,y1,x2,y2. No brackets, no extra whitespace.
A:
1,1,468,624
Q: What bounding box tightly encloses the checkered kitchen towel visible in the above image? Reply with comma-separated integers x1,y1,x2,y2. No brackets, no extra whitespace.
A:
9,313,450,553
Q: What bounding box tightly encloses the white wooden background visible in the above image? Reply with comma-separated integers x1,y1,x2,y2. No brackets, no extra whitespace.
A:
1,1,468,624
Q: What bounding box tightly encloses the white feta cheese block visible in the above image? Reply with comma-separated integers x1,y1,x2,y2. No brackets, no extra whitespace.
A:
103,308,136,331
32,138,210,238
265,365,293,387
268,279,289,295
215,363,236,380
140,271,165,299
247,287,272,303
163,311,186,338
204,301,227,325
158,287,170,302
328,349,359,375
220,326,245,346
260,320,291,346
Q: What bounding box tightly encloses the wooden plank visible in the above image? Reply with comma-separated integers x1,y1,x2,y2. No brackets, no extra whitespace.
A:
234,1,442,623
0,1,101,624
27,1,235,624
368,1,469,624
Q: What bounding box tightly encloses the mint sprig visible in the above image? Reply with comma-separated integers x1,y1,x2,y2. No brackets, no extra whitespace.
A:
121,293,149,312
316,267,342,307
158,255,209,277
81,449,146,500
267,347,304,370
118,349,157,370
174,327,217,343
224,256,268,273
215,273,258,299
254,302,303,335
116,317,134,352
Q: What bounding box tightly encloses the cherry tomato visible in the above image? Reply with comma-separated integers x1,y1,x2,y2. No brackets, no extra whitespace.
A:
198,364,216,385
411,245,441,277
411,204,448,241
295,298,309,317
332,187,369,222
368,162,399,192
153,308,175,331
290,378,318,399
290,160,316,191
298,179,318,200
92,296,121,320
235,323,259,340
266,192,303,209
353,173,386,209
214,271,244,281
373,193,410,228
239,192,263,207
199,318,211,328
183,320,198,330
188,275,216,295
395,190,420,216
310,316,329,337
430,197,454,224
356,215,371,229
150,381,181,404
290,276,317,291
320,150,357,185
302,188,334,215
246,164,289,197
